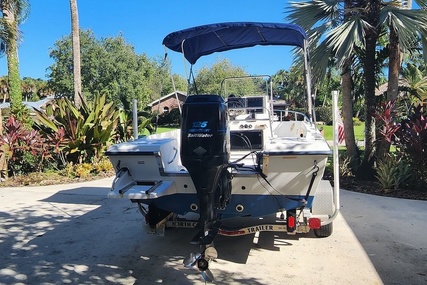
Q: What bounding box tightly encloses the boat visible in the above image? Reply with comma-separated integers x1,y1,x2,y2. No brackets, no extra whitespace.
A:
106,22,339,282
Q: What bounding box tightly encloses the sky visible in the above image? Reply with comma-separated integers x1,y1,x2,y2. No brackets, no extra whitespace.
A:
0,0,296,80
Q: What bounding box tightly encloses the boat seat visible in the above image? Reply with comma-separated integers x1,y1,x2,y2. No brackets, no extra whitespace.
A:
273,121,307,138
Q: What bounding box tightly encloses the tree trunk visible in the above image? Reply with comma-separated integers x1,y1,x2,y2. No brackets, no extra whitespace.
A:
377,24,401,159
341,59,360,172
386,27,401,102
340,0,360,173
357,37,377,180
357,0,381,180
1,3,23,114
70,0,83,108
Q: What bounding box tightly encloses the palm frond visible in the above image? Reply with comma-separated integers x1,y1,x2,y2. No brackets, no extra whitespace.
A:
379,6,427,52
325,15,370,67
286,0,341,31
414,0,427,8
310,41,335,84
422,32,427,64
2,0,31,24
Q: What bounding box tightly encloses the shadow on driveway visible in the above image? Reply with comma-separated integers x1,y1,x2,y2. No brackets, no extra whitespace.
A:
1,180,403,284
0,184,293,285
340,190,427,285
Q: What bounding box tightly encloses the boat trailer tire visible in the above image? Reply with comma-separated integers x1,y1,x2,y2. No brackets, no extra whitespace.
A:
314,222,333,238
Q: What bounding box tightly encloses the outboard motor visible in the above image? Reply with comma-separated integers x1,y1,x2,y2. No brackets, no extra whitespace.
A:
181,94,231,240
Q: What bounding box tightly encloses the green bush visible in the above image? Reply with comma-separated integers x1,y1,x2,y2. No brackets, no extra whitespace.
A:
0,116,53,177
154,108,181,127
375,155,411,192
315,106,333,125
34,94,121,164
353,117,363,126
93,158,113,173
394,106,427,190
74,163,93,178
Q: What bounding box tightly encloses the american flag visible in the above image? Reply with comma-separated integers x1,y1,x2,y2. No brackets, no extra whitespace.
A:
337,111,345,144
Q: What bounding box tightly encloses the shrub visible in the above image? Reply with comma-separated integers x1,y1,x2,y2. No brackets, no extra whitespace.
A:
93,157,113,173
154,108,181,127
339,154,353,177
0,116,53,177
395,106,427,190
74,163,93,178
115,110,134,142
315,106,333,125
353,117,363,126
375,154,411,192
59,163,76,179
34,94,121,164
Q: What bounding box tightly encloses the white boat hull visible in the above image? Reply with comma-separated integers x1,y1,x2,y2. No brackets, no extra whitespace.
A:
106,125,333,219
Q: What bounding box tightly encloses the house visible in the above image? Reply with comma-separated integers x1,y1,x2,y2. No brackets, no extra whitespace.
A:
375,79,409,99
0,96,55,116
148,91,187,114
375,79,427,108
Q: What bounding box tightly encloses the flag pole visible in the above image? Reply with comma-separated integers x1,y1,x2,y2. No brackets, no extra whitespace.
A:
332,90,340,211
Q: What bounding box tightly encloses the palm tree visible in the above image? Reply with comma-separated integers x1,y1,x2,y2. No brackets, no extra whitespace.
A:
287,0,427,178
69,0,83,108
287,0,363,172
0,0,30,116
376,1,427,158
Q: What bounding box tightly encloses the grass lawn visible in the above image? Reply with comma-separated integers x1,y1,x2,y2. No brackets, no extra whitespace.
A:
320,123,365,142
140,126,177,136
155,127,177,133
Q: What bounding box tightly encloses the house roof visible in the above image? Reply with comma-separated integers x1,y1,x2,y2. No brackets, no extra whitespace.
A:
375,79,409,96
0,96,54,110
148,91,187,107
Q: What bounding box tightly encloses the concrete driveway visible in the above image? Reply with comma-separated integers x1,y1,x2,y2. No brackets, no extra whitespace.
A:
0,178,425,284
340,190,427,285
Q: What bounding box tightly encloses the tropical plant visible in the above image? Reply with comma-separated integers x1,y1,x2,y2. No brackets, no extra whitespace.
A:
21,77,49,101
401,63,427,101
34,93,121,164
0,0,29,117
375,154,412,192
395,106,427,190
114,110,133,142
287,0,427,179
0,116,52,176
374,100,401,159
272,66,307,106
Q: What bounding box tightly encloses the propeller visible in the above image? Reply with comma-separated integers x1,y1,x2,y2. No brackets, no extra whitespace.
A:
201,268,215,283
183,246,218,283
183,252,201,268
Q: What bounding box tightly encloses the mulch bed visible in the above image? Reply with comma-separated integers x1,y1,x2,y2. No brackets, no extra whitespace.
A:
339,176,427,201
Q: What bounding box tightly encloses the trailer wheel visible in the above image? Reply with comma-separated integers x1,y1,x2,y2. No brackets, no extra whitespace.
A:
314,222,333,238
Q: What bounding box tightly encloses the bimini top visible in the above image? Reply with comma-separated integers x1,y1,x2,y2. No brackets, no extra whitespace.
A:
162,22,307,65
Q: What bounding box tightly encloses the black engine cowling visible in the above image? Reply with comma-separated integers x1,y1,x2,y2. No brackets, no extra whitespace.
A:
181,95,231,230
